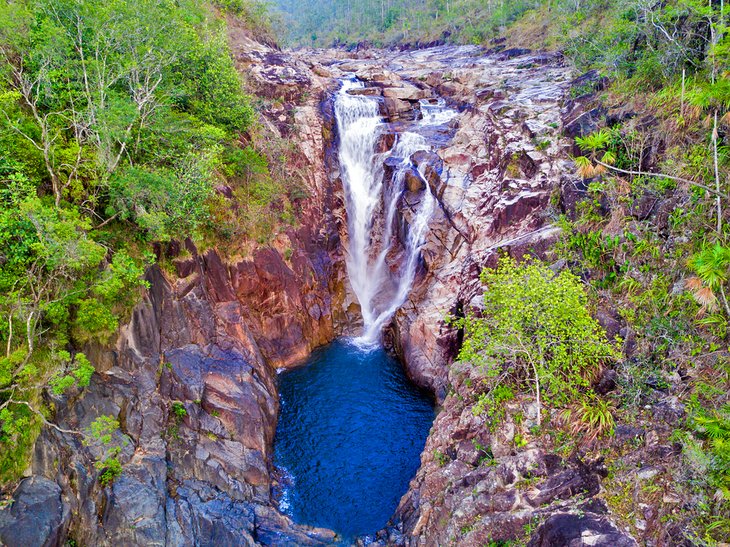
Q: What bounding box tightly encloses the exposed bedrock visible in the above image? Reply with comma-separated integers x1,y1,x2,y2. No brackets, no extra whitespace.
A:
294,46,636,546
9,258,339,546
300,46,575,398
0,38,346,546
1,42,638,547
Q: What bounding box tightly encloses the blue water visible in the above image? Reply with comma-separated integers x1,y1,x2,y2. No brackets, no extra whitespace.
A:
273,338,435,540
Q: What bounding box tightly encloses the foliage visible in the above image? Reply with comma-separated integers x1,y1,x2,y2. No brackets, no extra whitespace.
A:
171,401,188,420
457,256,618,427
679,400,730,542
273,0,540,47
0,0,265,486
213,0,278,43
561,396,616,441
96,455,122,487
687,244,730,315
85,415,125,487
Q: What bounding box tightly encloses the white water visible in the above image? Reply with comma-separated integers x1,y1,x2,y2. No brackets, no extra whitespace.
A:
419,98,459,126
335,78,452,345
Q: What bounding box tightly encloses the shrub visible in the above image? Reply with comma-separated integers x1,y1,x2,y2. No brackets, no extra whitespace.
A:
457,256,619,427
171,401,188,420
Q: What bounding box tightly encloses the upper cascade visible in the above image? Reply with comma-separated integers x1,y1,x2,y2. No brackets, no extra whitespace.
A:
334,77,452,345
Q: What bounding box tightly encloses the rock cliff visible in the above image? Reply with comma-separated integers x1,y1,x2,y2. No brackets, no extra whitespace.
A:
0,37,346,546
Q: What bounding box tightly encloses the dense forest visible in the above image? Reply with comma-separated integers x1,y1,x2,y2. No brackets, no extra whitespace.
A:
0,0,301,485
273,0,538,47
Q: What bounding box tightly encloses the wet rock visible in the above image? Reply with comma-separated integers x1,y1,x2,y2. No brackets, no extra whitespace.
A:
404,167,426,193
376,132,396,152
348,87,381,96
411,150,444,197
254,504,337,545
382,97,421,121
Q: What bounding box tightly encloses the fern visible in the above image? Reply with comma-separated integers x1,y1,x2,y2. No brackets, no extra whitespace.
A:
689,244,730,289
575,128,611,153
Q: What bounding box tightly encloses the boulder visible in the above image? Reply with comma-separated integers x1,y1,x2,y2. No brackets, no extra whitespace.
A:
382,97,420,121
527,512,637,547
404,167,426,193
0,477,68,547
382,86,428,101
563,105,607,139
347,87,381,96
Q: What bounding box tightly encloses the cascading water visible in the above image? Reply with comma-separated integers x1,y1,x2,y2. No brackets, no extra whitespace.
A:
272,78,456,541
335,78,447,344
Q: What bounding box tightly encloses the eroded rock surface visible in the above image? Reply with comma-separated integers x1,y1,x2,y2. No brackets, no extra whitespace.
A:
1,38,344,547
294,45,633,546
299,45,574,397
20,259,338,546
1,42,636,547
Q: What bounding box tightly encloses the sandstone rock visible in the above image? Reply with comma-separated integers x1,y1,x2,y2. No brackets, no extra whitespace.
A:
411,150,444,197
383,86,428,101
347,87,381,96
6,37,347,546
382,97,420,121
404,167,426,193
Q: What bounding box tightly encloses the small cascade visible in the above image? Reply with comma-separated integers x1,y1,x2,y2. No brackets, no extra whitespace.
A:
419,98,459,126
335,78,454,345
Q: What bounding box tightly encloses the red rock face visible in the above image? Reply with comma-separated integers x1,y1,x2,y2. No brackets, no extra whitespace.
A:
166,244,339,376
5,39,348,547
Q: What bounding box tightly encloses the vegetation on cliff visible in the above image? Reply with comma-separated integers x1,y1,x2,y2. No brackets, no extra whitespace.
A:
440,1,730,543
457,257,618,431
0,0,293,485
1,0,729,543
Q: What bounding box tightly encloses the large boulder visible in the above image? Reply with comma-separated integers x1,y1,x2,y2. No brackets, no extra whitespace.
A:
527,512,637,547
382,85,428,101
0,477,68,547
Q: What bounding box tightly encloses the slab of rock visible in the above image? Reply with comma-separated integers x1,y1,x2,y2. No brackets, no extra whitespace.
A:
527,512,637,547
383,86,428,101
348,87,381,96
0,477,67,547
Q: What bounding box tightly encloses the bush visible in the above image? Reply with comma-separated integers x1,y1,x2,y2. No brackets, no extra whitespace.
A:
457,256,619,427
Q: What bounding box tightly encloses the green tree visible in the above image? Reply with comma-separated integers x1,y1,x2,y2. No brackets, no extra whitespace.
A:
458,257,618,426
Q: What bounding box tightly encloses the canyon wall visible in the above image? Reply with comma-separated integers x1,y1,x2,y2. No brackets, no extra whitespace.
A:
0,38,348,546
0,38,640,547
295,46,638,546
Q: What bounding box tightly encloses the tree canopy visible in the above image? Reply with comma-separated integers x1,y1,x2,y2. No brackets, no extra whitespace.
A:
0,0,257,484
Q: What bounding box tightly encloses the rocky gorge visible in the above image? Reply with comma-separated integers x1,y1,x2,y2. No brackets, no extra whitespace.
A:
0,32,643,547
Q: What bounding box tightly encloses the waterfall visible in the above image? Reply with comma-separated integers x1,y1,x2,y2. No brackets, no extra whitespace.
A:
335,78,444,345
